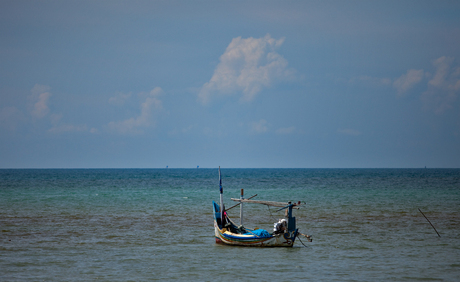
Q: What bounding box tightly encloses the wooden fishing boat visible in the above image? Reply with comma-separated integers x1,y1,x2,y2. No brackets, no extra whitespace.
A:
213,167,311,247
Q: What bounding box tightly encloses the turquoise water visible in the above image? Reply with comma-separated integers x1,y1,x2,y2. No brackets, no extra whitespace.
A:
1,169,459,281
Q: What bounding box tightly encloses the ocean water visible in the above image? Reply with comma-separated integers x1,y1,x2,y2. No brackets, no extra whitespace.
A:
1,168,459,281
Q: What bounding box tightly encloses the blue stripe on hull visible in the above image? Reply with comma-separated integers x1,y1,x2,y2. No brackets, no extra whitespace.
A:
215,224,295,247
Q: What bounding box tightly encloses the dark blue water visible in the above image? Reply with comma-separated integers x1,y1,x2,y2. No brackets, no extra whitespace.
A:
1,169,459,281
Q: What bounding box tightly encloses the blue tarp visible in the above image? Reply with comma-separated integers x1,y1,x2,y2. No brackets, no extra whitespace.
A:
244,229,271,238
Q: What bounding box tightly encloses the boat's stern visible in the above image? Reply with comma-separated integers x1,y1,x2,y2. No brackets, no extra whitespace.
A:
212,201,224,243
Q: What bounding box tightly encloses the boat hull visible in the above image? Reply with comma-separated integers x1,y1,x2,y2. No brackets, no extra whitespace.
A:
214,221,297,247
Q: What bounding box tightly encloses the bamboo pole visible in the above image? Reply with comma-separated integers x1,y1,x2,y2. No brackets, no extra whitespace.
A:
230,199,302,209
226,194,257,211
418,208,441,238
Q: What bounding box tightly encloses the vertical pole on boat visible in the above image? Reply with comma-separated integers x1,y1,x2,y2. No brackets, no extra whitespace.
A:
219,166,224,227
287,202,296,233
240,189,244,226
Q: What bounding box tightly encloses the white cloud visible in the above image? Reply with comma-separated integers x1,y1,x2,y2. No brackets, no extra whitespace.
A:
421,56,460,114
276,126,296,134
353,56,459,114
337,128,362,136
108,87,163,134
250,119,269,134
109,92,132,106
393,69,424,95
47,113,90,134
199,34,295,104
26,85,92,134
429,57,454,88
168,124,196,136
29,84,51,118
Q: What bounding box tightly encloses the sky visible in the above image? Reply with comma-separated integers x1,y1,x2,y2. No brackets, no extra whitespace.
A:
1,0,460,168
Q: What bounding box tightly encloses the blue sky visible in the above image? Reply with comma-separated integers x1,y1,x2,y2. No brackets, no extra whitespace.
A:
1,0,459,168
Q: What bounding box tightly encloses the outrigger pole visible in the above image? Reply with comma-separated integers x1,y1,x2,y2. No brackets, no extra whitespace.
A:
226,194,257,211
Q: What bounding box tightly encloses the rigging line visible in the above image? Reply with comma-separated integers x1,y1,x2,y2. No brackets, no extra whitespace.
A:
297,235,309,248
266,205,277,222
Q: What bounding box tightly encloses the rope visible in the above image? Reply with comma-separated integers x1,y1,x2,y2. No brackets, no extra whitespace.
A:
297,235,310,248
267,201,313,249
266,205,277,222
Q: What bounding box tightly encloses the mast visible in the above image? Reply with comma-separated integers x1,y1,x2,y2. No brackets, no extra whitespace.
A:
286,202,296,232
219,166,224,226
240,189,244,226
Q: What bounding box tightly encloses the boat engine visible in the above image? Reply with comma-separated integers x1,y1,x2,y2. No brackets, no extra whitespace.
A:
273,219,287,234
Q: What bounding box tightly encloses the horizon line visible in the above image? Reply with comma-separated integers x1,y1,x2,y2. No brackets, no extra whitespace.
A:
1,167,458,170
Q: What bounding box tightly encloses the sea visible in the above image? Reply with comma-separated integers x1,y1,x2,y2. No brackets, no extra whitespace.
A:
1,168,459,281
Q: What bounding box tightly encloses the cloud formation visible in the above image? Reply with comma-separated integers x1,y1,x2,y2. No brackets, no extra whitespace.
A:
250,119,269,134
391,57,459,113
421,56,460,114
108,87,163,134
29,84,51,119
199,34,294,104
353,56,459,114
393,69,424,95
47,113,91,134
109,92,132,106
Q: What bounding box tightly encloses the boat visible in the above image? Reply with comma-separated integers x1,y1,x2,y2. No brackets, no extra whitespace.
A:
212,167,311,247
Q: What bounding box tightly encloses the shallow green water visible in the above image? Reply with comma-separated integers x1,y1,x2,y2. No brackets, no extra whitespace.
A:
1,169,459,281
